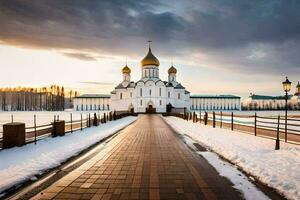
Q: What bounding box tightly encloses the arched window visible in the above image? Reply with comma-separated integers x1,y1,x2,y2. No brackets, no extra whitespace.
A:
159,88,161,96
160,100,162,105
140,100,142,106
140,88,142,97
168,91,170,98
130,92,132,97
120,93,122,99
149,89,151,96
178,93,180,99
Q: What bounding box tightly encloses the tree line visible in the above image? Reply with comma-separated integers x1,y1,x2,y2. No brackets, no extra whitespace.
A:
0,85,78,111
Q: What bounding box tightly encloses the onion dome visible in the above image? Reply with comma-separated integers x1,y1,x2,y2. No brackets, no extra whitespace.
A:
168,65,177,74
141,48,160,67
122,65,131,74
297,81,300,88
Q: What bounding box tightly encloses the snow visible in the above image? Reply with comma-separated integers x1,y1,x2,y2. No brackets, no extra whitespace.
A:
0,116,136,195
164,116,300,200
0,110,110,132
192,110,300,117
194,111,300,134
199,152,270,200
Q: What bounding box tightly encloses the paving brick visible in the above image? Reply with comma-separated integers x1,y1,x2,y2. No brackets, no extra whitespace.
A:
32,115,243,200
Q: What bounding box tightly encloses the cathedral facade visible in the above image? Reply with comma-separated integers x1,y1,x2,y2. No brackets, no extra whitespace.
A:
110,46,190,113
73,45,242,113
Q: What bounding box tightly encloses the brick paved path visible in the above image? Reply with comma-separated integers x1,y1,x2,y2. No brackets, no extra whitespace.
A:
32,115,243,200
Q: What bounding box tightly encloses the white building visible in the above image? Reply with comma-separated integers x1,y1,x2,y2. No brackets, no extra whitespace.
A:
73,45,243,113
242,83,300,110
73,94,110,111
190,95,241,111
110,46,190,113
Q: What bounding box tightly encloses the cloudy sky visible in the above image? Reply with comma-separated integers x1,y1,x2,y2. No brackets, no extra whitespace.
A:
0,0,299,98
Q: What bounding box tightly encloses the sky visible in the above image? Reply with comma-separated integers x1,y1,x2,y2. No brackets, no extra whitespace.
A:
0,0,300,99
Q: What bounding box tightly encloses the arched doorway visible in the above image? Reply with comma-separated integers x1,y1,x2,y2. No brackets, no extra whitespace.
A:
166,103,173,113
128,103,134,113
146,101,156,113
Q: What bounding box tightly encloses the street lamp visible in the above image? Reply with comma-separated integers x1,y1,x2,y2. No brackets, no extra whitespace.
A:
282,77,291,142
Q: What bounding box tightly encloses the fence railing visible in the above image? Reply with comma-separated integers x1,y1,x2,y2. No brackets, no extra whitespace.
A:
166,111,300,147
0,112,134,150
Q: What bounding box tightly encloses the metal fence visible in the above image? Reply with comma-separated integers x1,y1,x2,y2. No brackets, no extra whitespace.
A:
166,111,300,145
0,112,134,150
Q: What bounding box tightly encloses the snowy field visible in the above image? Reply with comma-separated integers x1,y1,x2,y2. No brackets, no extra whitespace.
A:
192,110,300,117
0,116,137,195
193,110,300,134
164,116,300,200
0,110,110,133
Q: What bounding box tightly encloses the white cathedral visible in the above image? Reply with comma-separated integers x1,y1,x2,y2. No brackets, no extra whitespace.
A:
73,45,241,113
110,46,190,113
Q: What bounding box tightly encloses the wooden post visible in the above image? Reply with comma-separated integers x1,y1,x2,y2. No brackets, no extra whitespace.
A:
275,115,280,150
52,121,65,137
231,112,234,131
70,113,73,133
199,111,201,123
204,112,208,125
3,122,25,149
88,113,91,127
34,114,37,144
80,113,83,131
213,112,215,128
254,112,257,136
220,111,223,128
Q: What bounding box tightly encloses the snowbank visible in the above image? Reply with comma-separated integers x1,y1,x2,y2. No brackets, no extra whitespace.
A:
0,116,136,194
164,116,300,200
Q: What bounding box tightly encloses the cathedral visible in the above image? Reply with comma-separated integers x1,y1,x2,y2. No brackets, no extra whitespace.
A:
110,45,190,113
73,45,242,113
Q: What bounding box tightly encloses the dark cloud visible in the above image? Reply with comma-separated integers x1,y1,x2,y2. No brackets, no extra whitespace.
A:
63,52,98,61
0,0,299,74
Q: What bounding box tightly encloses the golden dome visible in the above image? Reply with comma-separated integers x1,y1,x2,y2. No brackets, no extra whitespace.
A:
122,65,131,74
168,66,177,74
141,48,160,67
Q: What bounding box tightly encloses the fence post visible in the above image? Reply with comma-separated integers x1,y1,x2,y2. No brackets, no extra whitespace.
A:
220,111,222,128
204,112,208,125
70,113,73,133
88,113,91,127
231,112,234,131
86,114,88,128
275,115,280,150
34,114,37,144
213,112,215,128
57,115,59,121
80,113,83,131
199,111,201,123
254,112,257,136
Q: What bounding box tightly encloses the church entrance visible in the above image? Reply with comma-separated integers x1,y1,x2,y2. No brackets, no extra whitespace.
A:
128,104,134,113
146,101,156,113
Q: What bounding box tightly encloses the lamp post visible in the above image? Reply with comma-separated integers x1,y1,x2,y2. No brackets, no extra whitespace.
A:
282,77,291,142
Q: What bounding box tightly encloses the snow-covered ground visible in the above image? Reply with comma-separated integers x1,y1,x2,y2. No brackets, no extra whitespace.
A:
191,110,300,117
0,116,136,195
194,111,300,134
164,116,300,200
0,110,110,134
